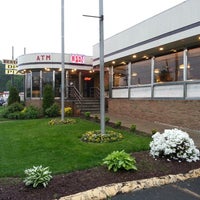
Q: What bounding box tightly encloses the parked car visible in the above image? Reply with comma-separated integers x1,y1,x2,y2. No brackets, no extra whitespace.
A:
0,99,5,106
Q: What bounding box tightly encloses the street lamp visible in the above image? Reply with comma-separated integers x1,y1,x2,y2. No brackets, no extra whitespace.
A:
83,0,105,134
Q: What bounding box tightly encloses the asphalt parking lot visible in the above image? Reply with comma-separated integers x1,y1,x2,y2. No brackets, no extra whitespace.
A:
111,177,200,200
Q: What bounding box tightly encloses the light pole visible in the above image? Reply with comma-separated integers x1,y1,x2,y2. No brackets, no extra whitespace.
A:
83,0,105,134
61,0,65,121
99,0,105,134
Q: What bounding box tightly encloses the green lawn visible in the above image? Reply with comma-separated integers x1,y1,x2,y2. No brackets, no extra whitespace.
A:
0,118,151,177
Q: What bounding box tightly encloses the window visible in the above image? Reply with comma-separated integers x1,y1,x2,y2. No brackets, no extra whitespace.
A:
187,48,200,80
55,71,61,97
131,60,151,85
26,73,31,98
113,65,128,87
154,52,183,83
42,71,53,96
32,71,40,97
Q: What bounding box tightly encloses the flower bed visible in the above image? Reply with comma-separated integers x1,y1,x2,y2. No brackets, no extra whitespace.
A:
48,118,76,125
150,128,200,162
81,130,123,143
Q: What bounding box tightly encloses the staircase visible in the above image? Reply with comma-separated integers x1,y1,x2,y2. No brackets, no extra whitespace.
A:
75,98,100,113
68,86,100,114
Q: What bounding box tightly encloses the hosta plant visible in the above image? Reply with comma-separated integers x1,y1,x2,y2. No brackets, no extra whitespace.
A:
150,128,200,162
23,165,52,188
102,150,137,172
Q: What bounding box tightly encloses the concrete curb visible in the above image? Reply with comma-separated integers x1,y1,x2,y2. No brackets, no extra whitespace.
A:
59,168,200,200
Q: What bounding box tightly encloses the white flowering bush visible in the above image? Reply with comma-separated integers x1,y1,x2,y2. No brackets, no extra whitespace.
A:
150,128,200,162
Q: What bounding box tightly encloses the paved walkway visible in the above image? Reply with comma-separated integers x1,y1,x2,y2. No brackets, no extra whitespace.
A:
98,113,200,148
111,177,200,200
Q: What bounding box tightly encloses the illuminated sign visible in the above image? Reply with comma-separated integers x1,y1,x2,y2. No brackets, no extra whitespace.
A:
36,54,51,61
3,59,17,64
5,69,18,74
5,64,18,75
5,64,18,69
71,54,85,64
84,77,92,81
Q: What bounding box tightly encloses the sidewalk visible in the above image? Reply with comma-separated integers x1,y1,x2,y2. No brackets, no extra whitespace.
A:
94,113,200,148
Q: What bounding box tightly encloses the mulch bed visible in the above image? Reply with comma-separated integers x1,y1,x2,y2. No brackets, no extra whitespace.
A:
1,151,200,200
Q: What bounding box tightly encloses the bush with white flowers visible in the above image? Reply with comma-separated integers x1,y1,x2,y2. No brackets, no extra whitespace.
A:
150,128,200,162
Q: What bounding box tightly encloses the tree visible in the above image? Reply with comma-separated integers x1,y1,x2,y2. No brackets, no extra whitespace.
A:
8,86,20,106
42,84,54,113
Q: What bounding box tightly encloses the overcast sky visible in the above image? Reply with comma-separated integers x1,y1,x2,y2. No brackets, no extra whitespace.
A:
0,0,185,60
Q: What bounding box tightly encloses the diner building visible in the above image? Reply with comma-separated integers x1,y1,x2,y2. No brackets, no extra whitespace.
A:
17,53,101,110
93,0,200,130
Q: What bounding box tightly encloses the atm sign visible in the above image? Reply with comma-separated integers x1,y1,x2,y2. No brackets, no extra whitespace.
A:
71,54,85,64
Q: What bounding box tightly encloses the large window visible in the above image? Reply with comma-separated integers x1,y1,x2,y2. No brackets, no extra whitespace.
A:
55,71,61,97
131,60,151,85
32,71,40,97
42,71,53,96
154,52,183,83
113,65,128,87
26,73,31,98
187,48,200,80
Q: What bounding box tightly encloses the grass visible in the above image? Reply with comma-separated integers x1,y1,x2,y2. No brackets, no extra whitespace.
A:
0,116,151,178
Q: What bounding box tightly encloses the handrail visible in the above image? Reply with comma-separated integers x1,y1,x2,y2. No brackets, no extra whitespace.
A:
68,86,83,104
90,87,100,99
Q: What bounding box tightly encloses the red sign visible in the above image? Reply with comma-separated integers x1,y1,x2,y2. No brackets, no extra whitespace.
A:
71,54,85,64
36,55,51,61
84,77,92,81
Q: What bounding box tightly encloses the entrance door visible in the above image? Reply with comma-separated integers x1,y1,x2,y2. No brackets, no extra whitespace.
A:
83,77,94,97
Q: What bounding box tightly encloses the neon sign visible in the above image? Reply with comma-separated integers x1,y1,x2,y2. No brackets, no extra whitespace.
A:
84,77,92,81
71,54,85,64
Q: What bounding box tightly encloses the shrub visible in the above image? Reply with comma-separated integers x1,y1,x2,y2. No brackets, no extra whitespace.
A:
23,165,52,188
115,121,121,128
84,111,91,118
94,114,99,121
102,150,137,172
130,124,136,132
21,105,42,119
82,130,123,143
64,107,73,116
42,84,54,113
45,103,60,117
8,86,20,106
151,129,157,135
105,116,110,123
7,112,21,119
150,128,200,162
1,102,24,118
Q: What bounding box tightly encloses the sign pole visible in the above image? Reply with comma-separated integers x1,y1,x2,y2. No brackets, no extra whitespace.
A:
11,46,14,86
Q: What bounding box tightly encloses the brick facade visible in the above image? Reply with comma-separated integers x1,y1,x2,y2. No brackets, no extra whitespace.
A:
108,99,200,130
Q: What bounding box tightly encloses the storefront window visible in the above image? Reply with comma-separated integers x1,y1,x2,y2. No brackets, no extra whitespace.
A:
187,48,200,80
154,52,183,83
113,65,128,87
131,60,151,85
55,71,61,97
26,73,31,98
42,71,53,95
32,71,40,97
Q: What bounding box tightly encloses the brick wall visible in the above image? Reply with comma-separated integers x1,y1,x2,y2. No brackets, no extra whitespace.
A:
108,99,200,130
